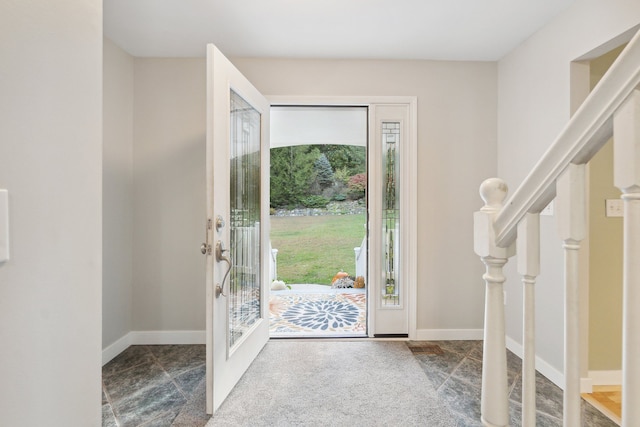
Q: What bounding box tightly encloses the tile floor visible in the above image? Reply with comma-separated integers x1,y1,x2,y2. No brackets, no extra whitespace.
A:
102,345,209,427
103,341,618,426
408,340,618,426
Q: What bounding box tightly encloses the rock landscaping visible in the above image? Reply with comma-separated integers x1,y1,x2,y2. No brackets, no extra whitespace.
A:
272,200,365,217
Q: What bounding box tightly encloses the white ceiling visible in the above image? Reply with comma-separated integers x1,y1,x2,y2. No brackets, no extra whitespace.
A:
104,0,575,61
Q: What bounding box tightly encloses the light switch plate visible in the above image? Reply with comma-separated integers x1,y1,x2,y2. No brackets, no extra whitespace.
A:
0,189,8,262
605,199,623,218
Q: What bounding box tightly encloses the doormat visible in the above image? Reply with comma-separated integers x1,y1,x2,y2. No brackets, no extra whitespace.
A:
269,292,366,337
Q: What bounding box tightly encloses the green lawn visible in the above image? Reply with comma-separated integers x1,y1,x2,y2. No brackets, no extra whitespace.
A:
270,214,366,285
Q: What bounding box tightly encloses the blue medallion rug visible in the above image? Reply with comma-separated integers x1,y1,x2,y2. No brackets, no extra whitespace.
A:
270,286,366,337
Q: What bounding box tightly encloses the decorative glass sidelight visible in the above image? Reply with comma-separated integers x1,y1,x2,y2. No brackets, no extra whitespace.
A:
229,90,262,347
382,122,400,306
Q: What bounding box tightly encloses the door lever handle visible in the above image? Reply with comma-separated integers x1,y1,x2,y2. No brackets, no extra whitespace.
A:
215,240,232,298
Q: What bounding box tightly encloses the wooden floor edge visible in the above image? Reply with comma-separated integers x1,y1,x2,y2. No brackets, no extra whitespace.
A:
581,393,621,426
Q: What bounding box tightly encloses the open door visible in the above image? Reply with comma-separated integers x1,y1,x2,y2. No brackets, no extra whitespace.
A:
204,44,270,414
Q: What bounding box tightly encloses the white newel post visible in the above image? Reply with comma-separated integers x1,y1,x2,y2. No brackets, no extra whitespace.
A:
556,163,586,426
516,213,540,427
474,178,515,427
613,89,640,427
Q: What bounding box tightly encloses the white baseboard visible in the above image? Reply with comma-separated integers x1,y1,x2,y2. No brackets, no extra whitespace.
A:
588,370,622,386
415,329,484,341
505,336,564,390
102,333,133,366
581,377,594,394
102,330,206,366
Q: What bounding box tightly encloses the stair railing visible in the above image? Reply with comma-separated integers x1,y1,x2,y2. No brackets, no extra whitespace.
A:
474,27,640,427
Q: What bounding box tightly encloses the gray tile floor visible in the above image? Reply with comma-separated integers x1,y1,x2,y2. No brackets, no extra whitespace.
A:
102,345,209,427
409,340,618,427
102,341,618,426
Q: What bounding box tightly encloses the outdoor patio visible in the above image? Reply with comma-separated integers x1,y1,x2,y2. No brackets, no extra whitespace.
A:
269,284,367,337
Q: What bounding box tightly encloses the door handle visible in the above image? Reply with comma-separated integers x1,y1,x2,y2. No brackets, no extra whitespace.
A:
215,240,232,298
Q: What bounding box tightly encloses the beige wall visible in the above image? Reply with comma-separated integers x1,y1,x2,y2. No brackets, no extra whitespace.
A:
587,46,625,371
588,141,623,370
498,0,640,375
0,1,102,425
132,58,207,331
103,38,135,348
130,57,498,333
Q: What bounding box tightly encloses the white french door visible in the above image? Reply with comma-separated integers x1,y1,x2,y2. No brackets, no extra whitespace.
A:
204,44,270,414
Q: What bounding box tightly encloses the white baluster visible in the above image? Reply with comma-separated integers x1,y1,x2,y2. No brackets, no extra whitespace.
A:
556,163,586,427
474,178,515,427
613,89,640,427
517,213,540,426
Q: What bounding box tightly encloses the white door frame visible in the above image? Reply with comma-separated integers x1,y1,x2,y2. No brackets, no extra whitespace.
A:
268,96,417,339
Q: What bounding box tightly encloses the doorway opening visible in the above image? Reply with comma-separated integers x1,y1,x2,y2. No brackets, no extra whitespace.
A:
268,106,368,337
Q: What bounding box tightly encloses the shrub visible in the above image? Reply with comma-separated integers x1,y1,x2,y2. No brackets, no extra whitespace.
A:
334,167,351,184
333,193,347,201
347,173,367,199
301,195,329,208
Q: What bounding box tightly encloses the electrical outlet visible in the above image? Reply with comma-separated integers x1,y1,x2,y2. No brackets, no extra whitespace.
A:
540,200,554,216
605,199,623,218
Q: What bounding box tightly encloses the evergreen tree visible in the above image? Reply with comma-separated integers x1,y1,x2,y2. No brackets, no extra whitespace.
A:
314,153,334,189
319,145,366,175
270,146,319,208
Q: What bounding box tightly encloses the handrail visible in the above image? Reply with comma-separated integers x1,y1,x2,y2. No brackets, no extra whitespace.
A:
494,28,640,248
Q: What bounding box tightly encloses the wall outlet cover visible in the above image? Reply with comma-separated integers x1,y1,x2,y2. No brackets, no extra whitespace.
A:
605,199,623,218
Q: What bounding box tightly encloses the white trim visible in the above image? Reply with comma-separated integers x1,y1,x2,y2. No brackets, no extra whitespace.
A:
102,330,206,366
493,29,640,247
102,333,133,366
506,336,564,390
267,95,418,340
581,377,594,394
588,370,622,386
415,329,484,341
267,95,418,107
407,97,418,341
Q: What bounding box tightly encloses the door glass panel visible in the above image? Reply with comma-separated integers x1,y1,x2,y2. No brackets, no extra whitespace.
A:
382,122,400,306
229,90,262,347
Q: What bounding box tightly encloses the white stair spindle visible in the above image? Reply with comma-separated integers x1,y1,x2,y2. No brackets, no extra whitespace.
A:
474,178,515,427
556,163,586,427
517,213,540,426
613,89,640,427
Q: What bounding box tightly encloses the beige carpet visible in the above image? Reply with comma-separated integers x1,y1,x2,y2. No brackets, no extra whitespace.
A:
207,340,456,426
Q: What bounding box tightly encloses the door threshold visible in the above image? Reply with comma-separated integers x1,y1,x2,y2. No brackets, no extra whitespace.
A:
268,336,409,342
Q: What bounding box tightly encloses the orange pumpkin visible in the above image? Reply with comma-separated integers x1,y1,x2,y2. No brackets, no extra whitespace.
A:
354,276,365,288
331,271,349,284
